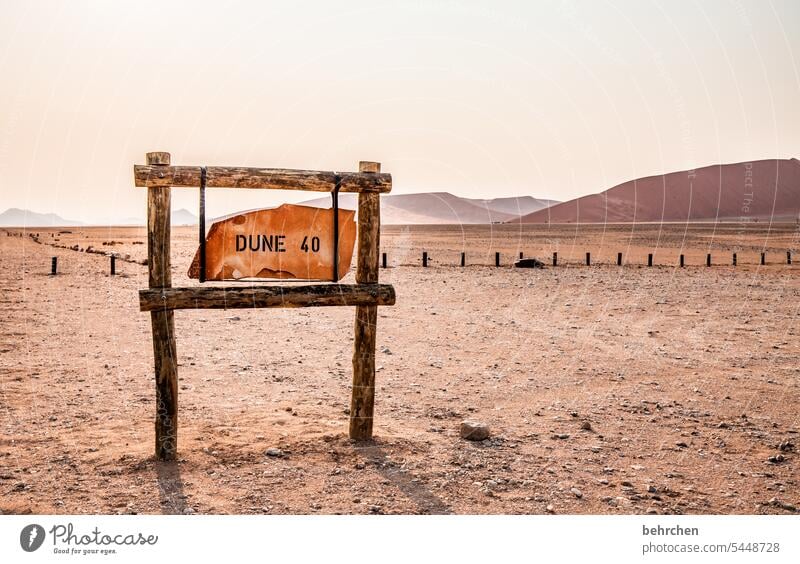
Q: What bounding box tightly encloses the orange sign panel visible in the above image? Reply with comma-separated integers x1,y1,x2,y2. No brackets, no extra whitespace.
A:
188,204,356,281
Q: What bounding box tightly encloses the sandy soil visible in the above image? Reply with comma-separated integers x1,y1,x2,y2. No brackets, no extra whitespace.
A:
0,223,798,515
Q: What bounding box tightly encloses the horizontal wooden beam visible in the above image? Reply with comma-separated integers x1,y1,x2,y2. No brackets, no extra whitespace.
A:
134,165,392,193
139,283,396,311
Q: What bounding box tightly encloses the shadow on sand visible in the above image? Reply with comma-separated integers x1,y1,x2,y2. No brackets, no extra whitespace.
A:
155,461,187,515
358,442,451,515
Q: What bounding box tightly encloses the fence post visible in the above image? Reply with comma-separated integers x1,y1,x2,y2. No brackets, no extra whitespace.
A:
460,252,465,267
110,255,116,275
761,252,765,266
648,253,653,267
422,251,428,267
146,151,178,461
495,252,500,267
586,252,591,266
733,253,737,266
519,251,524,260
50,256,57,275
350,160,381,441
553,252,558,267
680,254,684,268
788,251,792,265
381,252,387,269
707,253,711,267
617,252,622,266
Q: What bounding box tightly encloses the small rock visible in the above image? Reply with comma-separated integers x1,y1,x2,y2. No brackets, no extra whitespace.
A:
265,448,284,457
552,433,570,440
183,507,195,515
717,422,730,429
779,440,795,452
769,498,797,513
675,442,688,448
580,421,592,431
379,346,392,355
767,454,785,464
460,420,490,441
546,504,555,513
570,487,583,499
621,481,634,488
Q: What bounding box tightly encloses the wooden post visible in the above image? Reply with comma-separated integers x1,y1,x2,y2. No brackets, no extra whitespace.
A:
422,251,428,267
496,252,500,267
519,251,524,260
617,252,622,266
110,255,116,275
733,253,737,266
460,252,465,267
553,252,557,267
761,252,765,266
350,161,381,441
50,256,57,275
586,252,591,266
707,253,712,267
788,251,792,265
146,151,178,461
680,254,684,268
381,252,387,269
648,253,653,267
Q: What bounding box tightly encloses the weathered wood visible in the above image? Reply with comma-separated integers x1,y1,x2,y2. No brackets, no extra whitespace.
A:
139,283,396,311
617,252,623,266
146,151,171,165
495,252,501,267
146,152,178,461
733,252,737,266
422,251,428,267
135,164,392,193
461,252,466,267
50,256,57,275
351,161,381,441
680,254,684,267
761,252,766,265
648,253,653,267
788,251,792,265
552,252,557,266
707,253,712,267
586,252,591,266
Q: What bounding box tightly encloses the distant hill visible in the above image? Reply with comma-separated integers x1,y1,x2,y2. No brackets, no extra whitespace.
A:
171,208,198,225
0,208,83,227
299,192,558,224
515,158,800,224
463,196,559,216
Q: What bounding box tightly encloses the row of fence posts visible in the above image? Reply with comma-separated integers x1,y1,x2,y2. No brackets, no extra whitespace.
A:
49,255,116,275
48,249,795,275
391,250,795,268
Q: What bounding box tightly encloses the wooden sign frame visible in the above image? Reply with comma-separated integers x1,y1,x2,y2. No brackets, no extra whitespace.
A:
135,152,394,461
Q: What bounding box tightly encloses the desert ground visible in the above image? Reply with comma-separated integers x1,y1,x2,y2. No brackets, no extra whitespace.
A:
1,223,798,515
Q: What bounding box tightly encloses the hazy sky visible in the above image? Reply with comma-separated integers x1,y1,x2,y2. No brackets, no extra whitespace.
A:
1,0,798,222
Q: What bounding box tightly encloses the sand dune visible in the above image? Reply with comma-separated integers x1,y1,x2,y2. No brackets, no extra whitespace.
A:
516,158,800,223
300,192,556,224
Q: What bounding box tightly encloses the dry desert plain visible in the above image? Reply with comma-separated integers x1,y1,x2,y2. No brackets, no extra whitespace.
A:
1,222,799,515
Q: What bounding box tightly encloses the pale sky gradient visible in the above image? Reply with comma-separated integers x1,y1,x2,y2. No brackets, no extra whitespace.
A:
1,0,798,222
